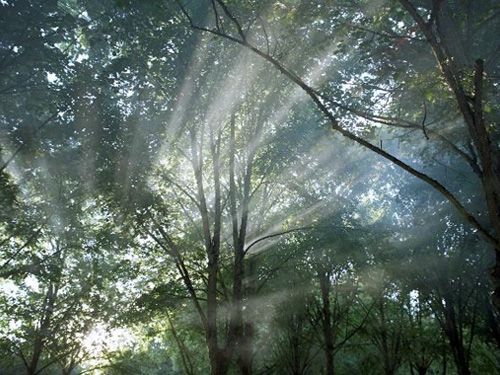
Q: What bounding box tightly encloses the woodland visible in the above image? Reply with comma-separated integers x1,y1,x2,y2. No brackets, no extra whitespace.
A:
1,1,500,375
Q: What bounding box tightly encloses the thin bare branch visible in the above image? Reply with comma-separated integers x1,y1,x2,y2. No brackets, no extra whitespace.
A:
215,0,246,41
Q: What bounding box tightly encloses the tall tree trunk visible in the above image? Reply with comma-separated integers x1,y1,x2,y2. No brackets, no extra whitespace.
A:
237,258,257,375
375,300,401,375
398,0,500,311
237,321,254,375
442,352,447,375
482,290,500,353
471,59,500,310
26,343,42,375
206,249,224,375
440,297,472,375
318,270,335,375
446,328,471,375
209,350,231,375
230,110,260,375
25,282,57,375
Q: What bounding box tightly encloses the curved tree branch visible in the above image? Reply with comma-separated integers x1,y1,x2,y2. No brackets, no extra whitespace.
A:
178,1,498,249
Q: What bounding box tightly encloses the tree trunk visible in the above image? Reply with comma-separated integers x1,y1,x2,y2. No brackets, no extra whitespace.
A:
25,283,57,375
471,59,500,310
209,349,231,375
237,321,254,375
490,252,500,310
378,301,400,375
205,251,236,375
442,302,471,375
237,258,257,375
442,357,447,375
318,270,335,375
399,0,500,312
482,290,500,353
26,345,42,375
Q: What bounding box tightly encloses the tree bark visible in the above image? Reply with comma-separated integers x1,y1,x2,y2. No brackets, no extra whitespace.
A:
436,289,472,375
237,258,257,375
318,270,335,375
26,282,57,375
444,313,471,375
237,320,254,375
398,0,500,311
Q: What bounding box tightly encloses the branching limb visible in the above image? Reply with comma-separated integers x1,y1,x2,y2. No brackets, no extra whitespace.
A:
215,0,246,41
178,0,497,248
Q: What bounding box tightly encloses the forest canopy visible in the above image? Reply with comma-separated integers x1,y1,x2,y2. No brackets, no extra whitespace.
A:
1,1,500,375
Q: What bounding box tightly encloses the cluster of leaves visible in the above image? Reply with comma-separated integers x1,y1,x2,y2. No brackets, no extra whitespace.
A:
1,1,500,375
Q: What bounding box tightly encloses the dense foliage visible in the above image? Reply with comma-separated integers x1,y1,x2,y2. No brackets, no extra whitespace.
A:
1,1,499,375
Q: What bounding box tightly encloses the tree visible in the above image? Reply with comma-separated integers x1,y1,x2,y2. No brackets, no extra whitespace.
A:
3,2,500,375
132,39,326,374
178,0,500,308
297,225,370,375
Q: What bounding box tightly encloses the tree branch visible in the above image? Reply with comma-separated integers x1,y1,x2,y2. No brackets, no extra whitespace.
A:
179,1,498,248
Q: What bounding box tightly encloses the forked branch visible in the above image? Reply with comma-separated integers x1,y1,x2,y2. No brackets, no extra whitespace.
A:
178,1,498,248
